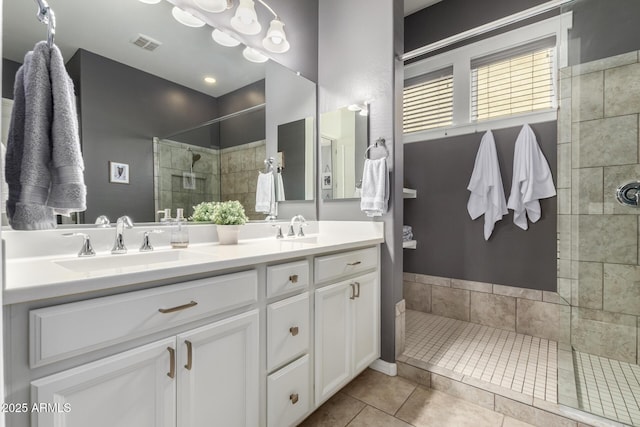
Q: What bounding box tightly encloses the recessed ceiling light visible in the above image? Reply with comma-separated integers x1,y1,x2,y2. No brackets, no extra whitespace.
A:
204,77,217,84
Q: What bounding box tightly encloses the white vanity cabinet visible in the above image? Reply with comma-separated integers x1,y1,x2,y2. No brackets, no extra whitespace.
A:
314,247,380,406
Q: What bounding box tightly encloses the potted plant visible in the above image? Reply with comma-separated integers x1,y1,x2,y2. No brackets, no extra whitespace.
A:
192,200,248,244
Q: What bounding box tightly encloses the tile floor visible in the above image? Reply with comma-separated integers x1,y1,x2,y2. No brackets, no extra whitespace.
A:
402,310,558,403
298,368,536,427
574,350,640,425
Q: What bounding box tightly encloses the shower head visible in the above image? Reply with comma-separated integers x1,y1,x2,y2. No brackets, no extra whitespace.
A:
192,153,201,168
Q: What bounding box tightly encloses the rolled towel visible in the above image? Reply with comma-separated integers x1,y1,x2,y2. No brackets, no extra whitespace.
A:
360,158,389,217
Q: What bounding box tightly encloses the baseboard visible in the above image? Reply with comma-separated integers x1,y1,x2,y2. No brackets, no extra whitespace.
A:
369,358,397,376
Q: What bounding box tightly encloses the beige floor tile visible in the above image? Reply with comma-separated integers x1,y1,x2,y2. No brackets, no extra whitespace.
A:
396,387,504,427
502,417,537,427
298,392,365,427
346,406,413,427
342,369,417,415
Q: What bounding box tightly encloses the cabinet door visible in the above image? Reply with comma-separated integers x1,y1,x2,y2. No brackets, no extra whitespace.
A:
314,282,352,406
352,272,380,374
31,337,176,427
177,310,259,427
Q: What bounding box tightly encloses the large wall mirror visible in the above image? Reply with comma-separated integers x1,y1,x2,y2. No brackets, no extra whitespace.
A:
1,0,316,225
319,106,368,200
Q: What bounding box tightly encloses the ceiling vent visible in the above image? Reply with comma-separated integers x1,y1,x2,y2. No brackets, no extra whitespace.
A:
131,34,162,51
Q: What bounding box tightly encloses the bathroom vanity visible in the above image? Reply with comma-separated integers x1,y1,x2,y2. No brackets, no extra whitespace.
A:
2,221,383,427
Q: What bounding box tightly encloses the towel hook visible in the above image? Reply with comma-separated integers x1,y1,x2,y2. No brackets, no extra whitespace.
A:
34,0,56,48
364,137,389,160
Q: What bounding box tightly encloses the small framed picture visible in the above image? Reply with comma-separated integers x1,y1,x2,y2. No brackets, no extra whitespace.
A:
109,161,129,184
322,172,332,190
183,172,196,190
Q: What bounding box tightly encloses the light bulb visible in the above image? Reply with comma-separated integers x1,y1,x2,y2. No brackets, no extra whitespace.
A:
231,0,261,35
263,19,289,53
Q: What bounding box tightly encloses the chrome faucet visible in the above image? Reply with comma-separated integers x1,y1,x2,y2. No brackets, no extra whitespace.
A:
63,232,96,257
266,215,284,239
112,216,134,254
287,215,307,237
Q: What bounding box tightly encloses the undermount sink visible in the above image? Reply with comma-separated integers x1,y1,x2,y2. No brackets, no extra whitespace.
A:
54,249,209,273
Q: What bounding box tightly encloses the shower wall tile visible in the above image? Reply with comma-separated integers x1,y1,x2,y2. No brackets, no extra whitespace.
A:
572,51,638,76
605,63,640,116
403,280,432,313
574,262,603,310
516,299,570,344
556,278,572,303
571,307,637,363
572,115,638,168
571,168,603,214
559,76,572,100
603,164,640,214
571,71,603,122
415,274,451,288
431,286,469,321
603,264,640,316
557,189,571,215
470,292,516,331
557,259,572,279
558,104,572,143
557,143,572,188
542,291,569,305
451,278,492,293
493,284,542,301
559,66,572,79
403,272,416,282
576,215,637,263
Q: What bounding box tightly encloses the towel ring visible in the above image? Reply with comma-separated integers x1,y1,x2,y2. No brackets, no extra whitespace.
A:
364,137,389,160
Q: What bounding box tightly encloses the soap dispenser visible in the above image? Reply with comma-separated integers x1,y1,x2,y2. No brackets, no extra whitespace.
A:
171,208,189,248
157,209,172,222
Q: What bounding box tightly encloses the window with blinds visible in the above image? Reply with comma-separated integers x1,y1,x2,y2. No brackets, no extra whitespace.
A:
403,68,453,133
471,38,556,121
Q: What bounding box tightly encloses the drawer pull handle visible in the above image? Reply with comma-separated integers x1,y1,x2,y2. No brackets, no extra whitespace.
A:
289,274,299,283
158,300,198,314
167,347,176,379
184,340,193,370
290,393,299,404
354,282,361,298
347,261,361,266
349,283,356,300
289,326,299,336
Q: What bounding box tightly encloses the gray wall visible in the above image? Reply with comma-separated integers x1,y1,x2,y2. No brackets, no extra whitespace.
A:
318,0,403,363
73,49,218,223
218,80,266,149
277,119,305,200
404,122,557,291
1,58,20,99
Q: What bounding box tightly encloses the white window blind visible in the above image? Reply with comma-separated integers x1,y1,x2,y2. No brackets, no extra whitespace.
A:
471,37,556,121
403,68,453,133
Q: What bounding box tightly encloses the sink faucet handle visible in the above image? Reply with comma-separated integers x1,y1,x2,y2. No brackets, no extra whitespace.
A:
140,229,164,252
63,233,96,257
95,215,111,228
297,221,308,237
117,215,134,228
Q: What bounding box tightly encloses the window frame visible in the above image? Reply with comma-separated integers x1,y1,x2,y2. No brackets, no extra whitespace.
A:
403,12,573,143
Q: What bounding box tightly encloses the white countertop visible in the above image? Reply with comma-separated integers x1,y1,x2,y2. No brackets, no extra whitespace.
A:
3,221,384,305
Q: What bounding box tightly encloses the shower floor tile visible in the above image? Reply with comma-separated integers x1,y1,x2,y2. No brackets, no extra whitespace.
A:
574,350,640,425
402,310,558,403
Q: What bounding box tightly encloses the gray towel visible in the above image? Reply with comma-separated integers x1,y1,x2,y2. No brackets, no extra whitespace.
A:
5,41,85,230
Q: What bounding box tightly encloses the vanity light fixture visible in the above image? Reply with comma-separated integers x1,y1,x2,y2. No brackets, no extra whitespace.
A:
348,102,370,116
263,18,289,53
193,0,228,13
171,6,206,28
231,0,261,35
204,76,217,84
138,0,162,4
212,29,241,47
242,46,268,63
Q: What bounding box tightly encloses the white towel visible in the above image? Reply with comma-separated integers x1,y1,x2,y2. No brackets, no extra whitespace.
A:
255,172,275,214
507,124,556,230
5,41,86,230
276,172,286,202
360,158,388,217
467,130,507,240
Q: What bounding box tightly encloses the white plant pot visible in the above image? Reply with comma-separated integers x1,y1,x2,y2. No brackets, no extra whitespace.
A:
216,224,240,245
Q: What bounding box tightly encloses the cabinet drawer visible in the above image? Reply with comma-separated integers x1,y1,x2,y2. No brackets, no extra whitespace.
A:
267,292,309,371
267,354,310,427
30,270,258,368
267,260,309,298
314,247,378,284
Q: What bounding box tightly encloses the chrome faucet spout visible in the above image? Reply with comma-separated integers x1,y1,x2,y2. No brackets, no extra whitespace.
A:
287,215,307,237
112,216,134,254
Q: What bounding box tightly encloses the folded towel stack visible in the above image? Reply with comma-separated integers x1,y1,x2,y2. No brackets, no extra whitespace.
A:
5,41,86,230
403,225,413,242
360,158,389,217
